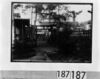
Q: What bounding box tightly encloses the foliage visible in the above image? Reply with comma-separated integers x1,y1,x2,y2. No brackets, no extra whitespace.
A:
13,3,23,9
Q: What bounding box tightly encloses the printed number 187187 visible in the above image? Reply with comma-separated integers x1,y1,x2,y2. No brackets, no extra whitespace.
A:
57,71,86,79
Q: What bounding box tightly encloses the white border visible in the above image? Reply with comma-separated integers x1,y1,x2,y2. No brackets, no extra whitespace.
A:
0,0,100,71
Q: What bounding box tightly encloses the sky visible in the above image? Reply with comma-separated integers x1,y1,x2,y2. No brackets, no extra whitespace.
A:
13,4,92,24
68,5,92,23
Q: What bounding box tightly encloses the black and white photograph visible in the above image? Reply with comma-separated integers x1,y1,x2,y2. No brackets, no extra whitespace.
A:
11,2,93,63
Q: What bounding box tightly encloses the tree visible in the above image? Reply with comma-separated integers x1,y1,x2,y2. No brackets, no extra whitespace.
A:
13,3,23,19
68,10,83,22
13,3,23,9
